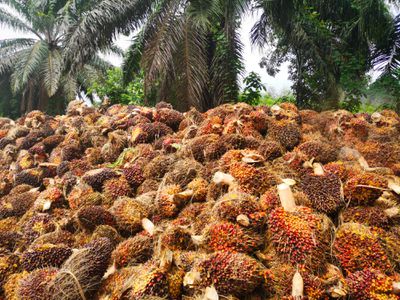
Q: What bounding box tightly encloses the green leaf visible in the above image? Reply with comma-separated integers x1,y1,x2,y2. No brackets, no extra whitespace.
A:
42,49,62,96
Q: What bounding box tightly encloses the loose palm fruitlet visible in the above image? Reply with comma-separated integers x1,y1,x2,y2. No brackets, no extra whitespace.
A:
2,100,400,299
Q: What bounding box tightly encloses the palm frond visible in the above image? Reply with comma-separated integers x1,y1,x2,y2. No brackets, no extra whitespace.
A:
41,48,62,96
11,40,49,93
0,51,19,75
175,16,209,109
0,38,37,56
186,0,219,29
64,0,154,71
122,29,145,83
0,7,40,37
142,0,184,87
61,73,78,101
373,14,400,76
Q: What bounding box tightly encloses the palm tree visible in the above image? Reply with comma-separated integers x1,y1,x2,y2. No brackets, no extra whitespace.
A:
252,0,393,110
0,0,113,114
64,0,249,111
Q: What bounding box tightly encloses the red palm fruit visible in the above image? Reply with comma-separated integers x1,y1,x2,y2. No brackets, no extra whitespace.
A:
160,226,193,251
324,161,348,181
300,165,342,214
111,197,152,236
268,119,301,150
103,176,132,201
203,221,263,253
190,251,264,296
127,263,169,299
229,162,279,196
341,206,391,229
17,268,57,300
267,206,331,269
21,244,72,271
334,223,392,274
295,140,338,164
213,192,266,229
77,205,116,231
154,108,184,131
81,168,118,191
344,173,387,206
346,269,398,300
112,233,153,268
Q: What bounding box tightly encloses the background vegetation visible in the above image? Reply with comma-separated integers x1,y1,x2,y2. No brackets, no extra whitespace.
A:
1,0,400,117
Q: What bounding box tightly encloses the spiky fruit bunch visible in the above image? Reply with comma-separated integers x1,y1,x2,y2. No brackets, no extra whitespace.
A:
0,231,22,251
221,133,260,150
334,223,391,274
186,178,208,202
123,164,145,188
0,189,39,219
357,140,400,168
42,134,64,151
167,267,185,300
34,185,65,211
344,173,387,206
156,185,183,219
324,161,348,181
21,244,72,271
257,140,284,161
203,221,263,253
102,176,132,201
67,158,92,177
111,197,151,235
160,226,193,251
67,183,104,209
143,154,175,180
341,206,390,229
346,269,398,300
77,205,116,231
295,140,338,164
267,207,330,268
229,162,278,196
112,233,153,268
91,225,122,247
22,213,56,244
96,266,136,300
130,122,173,145
164,159,203,187
213,192,266,229
14,168,44,187
81,168,118,191
60,143,82,162
3,271,29,300
30,229,75,248
189,135,227,162
154,108,184,131
300,172,342,214
137,179,160,195
196,116,223,136
268,119,301,150
16,268,57,300
0,254,21,292
192,251,264,296
16,151,35,170
174,202,208,228
48,238,113,300
126,264,169,299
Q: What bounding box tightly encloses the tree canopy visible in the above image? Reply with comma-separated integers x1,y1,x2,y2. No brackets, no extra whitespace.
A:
0,0,399,115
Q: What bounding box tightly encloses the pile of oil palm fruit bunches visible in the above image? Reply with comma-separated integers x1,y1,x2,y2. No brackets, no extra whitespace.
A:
1,100,400,300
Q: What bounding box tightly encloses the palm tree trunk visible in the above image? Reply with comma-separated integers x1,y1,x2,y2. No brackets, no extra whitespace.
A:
321,73,343,110
38,87,49,112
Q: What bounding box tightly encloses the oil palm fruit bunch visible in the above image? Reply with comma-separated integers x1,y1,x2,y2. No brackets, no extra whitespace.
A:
1,101,400,299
